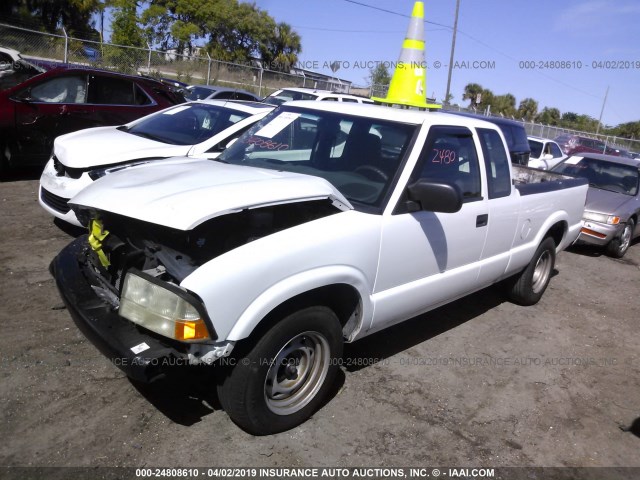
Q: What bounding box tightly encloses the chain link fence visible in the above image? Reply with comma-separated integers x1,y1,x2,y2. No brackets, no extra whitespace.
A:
1,22,638,154
0,22,349,98
442,104,640,154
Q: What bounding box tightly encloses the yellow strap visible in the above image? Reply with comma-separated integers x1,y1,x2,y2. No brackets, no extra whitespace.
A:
88,220,111,267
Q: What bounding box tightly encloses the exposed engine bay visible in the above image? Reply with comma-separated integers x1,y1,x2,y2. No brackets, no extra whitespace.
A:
77,199,342,301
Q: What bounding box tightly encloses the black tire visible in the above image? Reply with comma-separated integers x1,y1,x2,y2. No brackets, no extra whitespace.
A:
507,237,556,306
0,140,9,180
605,219,634,259
217,306,343,435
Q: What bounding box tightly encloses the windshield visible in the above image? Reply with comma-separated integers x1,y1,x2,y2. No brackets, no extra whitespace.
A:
554,157,639,196
126,103,249,145
217,107,417,207
528,140,543,158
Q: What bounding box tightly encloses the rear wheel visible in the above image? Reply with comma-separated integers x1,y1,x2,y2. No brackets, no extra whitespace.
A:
507,237,556,306
0,141,9,180
605,219,634,258
217,306,343,435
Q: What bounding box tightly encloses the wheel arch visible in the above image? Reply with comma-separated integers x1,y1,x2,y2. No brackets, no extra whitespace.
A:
226,267,370,343
543,220,568,250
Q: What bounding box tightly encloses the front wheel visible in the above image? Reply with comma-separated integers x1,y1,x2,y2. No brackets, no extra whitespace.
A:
605,219,634,258
507,237,556,306
217,306,343,435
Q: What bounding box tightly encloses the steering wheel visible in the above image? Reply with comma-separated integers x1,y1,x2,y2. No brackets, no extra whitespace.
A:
354,165,388,182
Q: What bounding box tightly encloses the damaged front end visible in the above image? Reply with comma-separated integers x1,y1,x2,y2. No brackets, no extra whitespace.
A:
50,199,342,382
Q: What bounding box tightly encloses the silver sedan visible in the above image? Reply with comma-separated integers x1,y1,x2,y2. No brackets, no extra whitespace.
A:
553,153,640,258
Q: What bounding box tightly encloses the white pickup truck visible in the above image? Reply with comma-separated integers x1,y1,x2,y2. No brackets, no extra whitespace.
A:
51,102,588,435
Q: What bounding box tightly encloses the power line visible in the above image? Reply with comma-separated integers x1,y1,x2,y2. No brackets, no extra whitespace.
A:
341,0,452,28
341,0,602,100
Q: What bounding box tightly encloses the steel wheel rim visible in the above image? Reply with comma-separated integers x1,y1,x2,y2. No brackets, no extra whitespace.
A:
619,224,632,254
532,250,552,294
264,331,330,416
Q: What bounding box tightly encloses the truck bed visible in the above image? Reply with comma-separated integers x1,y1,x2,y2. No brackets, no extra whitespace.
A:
512,164,587,195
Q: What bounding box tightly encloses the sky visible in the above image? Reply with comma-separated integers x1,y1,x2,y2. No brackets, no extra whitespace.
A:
251,0,640,127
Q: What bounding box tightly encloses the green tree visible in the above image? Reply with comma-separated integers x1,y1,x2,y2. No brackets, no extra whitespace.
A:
613,121,640,139
110,0,144,47
105,0,145,73
261,22,301,72
477,88,494,112
492,93,516,117
0,0,100,38
369,63,391,88
518,98,538,121
206,1,276,63
462,82,483,108
536,107,561,125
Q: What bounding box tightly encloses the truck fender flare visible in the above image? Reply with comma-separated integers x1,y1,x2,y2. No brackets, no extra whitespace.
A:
226,265,373,341
533,211,570,250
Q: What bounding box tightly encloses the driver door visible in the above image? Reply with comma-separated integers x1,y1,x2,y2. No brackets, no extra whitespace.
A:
370,125,489,332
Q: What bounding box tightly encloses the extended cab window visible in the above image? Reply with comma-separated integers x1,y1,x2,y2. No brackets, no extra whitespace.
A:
477,128,512,199
417,126,481,201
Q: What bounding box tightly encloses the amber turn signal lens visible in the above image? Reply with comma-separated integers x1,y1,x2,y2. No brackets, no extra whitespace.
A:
174,319,209,341
581,227,607,239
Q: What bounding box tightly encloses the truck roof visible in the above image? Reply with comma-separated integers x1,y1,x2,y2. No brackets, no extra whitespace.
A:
285,100,503,130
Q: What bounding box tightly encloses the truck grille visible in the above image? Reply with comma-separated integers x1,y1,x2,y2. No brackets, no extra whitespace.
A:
40,187,71,214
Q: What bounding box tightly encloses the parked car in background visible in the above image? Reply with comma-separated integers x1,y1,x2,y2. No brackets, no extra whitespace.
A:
610,147,633,158
264,87,375,105
527,136,566,169
448,111,530,165
184,85,260,102
0,67,185,177
552,153,640,258
0,46,47,90
39,100,274,226
553,134,620,157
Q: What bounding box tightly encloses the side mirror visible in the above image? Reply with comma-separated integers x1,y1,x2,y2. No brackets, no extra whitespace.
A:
13,89,33,103
406,180,463,213
543,154,553,161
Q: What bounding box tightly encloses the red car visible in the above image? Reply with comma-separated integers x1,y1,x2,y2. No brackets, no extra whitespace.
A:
0,66,184,177
554,134,619,157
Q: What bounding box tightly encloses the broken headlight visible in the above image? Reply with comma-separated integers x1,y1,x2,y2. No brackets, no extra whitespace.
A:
120,271,210,342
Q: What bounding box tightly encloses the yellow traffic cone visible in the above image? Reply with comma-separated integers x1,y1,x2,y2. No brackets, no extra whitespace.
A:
372,1,441,109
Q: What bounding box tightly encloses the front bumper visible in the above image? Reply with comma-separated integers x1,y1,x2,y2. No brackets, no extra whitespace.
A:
577,220,624,246
50,236,195,382
39,158,92,227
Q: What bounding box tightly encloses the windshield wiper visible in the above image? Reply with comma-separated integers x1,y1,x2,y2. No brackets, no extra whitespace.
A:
128,131,171,144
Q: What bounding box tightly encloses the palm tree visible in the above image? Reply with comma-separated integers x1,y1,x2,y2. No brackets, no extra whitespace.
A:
262,22,301,72
518,98,538,122
462,83,483,108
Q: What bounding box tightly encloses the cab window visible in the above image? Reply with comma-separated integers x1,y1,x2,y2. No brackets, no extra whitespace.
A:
416,126,482,201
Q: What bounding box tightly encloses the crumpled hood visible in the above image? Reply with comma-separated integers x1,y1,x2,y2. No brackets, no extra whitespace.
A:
54,127,190,169
585,186,632,214
70,158,353,230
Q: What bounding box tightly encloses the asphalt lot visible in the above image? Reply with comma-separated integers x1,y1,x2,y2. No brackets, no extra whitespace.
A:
1,173,639,476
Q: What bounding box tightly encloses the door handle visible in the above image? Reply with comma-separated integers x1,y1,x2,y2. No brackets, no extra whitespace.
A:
476,214,488,227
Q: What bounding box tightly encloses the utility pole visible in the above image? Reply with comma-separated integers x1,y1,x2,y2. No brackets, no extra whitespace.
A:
444,0,460,107
596,85,609,135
